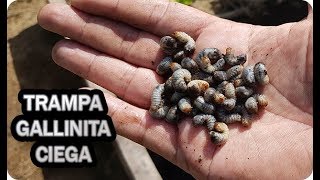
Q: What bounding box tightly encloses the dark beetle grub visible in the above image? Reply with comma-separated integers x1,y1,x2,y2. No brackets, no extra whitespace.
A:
166,105,181,123
170,92,187,104
150,32,269,145
213,71,227,81
224,82,236,99
209,122,229,145
224,47,247,66
160,36,177,50
194,96,215,115
245,97,258,114
204,88,217,103
226,65,243,80
181,57,199,74
178,97,193,114
187,80,210,96
236,86,254,98
254,62,270,85
253,94,268,108
172,69,192,92
195,48,225,74
192,71,215,85
222,98,236,111
173,50,185,61
242,65,256,85
193,114,216,131
172,31,196,54
156,57,173,75
149,84,170,119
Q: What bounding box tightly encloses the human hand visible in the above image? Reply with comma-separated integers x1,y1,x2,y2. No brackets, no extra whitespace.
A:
38,0,313,179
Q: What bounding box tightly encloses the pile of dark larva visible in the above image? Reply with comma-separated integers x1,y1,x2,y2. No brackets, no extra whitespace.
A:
149,31,269,145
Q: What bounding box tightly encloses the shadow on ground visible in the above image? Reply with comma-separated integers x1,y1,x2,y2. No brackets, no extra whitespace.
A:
212,0,308,26
9,24,85,89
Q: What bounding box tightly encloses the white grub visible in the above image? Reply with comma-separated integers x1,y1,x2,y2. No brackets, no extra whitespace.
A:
160,36,177,49
226,65,243,80
160,36,177,55
172,69,192,92
224,47,247,66
222,98,236,111
149,84,165,110
233,78,245,87
187,80,210,96
254,62,270,85
193,114,216,131
191,71,215,85
150,106,170,119
170,62,182,72
224,82,236,99
253,94,268,108
206,115,216,131
149,84,169,119
156,57,181,75
217,110,242,124
195,56,213,74
194,96,215,114
211,58,226,73
245,97,258,114
234,104,252,126
166,105,180,123
181,57,199,74
172,31,196,54
242,65,255,85
198,48,223,64
164,76,174,92
156,57,173,75
193,114,206,125
213,71,227,81
236,54,247,65
204,86,226,104
178,97,193,114
229,72,243,83
204,88,216,103
241,107,252,127
191,108,199,117
173,50,185,61
170,92,187,104
235,86,254,98
209,122,229,145
216,81,228,92
195,48,224,74
213,92,226,104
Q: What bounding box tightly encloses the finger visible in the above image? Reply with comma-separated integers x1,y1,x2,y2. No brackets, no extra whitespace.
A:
38,3,163,70
70,0,215,38
102,91,179,164
52,39,163,109
307,3,312,20
175,119,217,179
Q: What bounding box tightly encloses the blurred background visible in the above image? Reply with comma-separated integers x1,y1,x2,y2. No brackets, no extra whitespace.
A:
7,0,309,179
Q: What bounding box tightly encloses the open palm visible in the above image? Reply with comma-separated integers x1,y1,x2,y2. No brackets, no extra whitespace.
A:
38,0,313,179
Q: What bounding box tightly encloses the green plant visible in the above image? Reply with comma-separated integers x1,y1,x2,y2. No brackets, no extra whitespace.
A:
173,0,194,6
